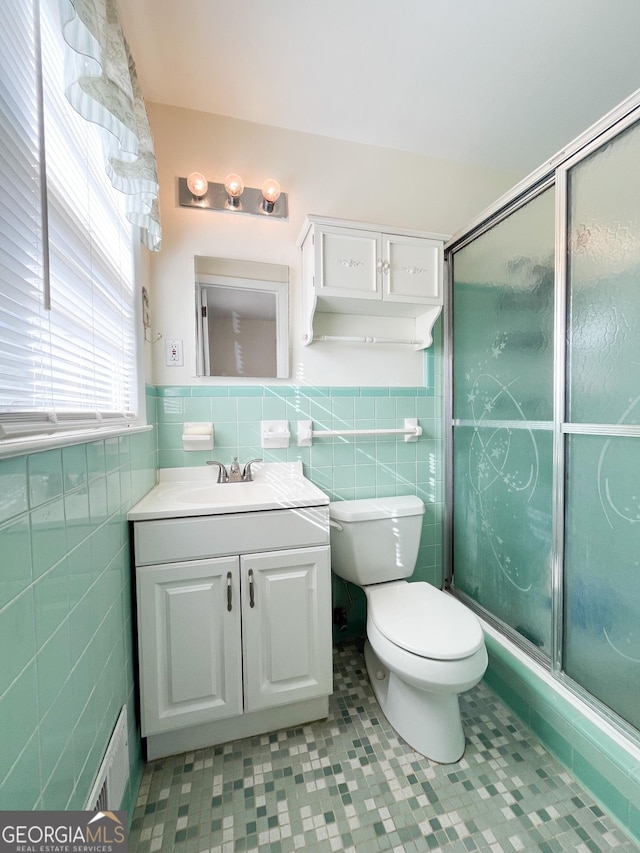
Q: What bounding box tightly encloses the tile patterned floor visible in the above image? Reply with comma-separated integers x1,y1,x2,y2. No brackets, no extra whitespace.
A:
130,643,638,853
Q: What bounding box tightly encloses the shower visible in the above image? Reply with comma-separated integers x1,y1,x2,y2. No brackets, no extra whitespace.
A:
446,99,640,743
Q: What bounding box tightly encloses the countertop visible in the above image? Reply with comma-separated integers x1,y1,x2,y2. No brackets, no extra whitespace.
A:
127,461,329,521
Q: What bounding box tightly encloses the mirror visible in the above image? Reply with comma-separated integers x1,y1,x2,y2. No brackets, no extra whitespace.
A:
195,256,289,378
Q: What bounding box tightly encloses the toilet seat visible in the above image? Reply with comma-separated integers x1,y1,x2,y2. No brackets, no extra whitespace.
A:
365,581,484,661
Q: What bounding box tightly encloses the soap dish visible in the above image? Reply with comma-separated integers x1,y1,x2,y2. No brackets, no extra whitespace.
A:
182,422,214,451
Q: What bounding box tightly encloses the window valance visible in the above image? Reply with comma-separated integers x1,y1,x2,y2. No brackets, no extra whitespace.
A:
59,0,161,251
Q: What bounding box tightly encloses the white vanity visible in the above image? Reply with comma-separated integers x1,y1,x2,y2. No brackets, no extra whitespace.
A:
128,462,332,760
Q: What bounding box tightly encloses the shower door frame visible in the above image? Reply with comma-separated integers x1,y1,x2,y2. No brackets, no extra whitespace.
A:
443,89,640,743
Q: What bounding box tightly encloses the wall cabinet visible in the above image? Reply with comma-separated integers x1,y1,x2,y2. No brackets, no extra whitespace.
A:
298,215,448,349
133,506,332,757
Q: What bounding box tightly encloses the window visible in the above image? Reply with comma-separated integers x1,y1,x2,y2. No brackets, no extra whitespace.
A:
0,0,141,448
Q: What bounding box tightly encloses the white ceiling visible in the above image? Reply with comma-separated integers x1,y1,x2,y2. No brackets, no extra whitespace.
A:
117,0,640,175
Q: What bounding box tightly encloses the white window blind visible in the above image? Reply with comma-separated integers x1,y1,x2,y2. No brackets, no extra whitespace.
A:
0,0,139,445
0,1,45,415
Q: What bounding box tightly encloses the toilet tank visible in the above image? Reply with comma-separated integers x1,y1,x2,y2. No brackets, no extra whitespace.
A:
329,496,425,585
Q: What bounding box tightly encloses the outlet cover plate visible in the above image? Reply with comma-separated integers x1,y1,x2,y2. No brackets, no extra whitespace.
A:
165,339,184,366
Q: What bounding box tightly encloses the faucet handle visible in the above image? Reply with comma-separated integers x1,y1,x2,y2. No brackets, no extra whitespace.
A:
206,460,229,483
242,458,262,481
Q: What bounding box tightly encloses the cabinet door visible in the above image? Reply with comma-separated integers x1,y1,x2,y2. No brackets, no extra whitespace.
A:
382,234,442,304
315,226,381,299
241,546,332,712
137,557,242,736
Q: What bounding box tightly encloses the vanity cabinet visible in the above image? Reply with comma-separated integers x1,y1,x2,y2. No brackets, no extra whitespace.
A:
132,505,332,756
298,215,448,348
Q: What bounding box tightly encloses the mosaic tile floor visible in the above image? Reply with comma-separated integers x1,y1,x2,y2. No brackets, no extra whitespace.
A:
130,643,638,853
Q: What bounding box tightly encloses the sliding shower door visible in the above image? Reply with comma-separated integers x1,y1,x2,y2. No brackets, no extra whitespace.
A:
449,106,640,736
563,118,640,730
451,188,555,655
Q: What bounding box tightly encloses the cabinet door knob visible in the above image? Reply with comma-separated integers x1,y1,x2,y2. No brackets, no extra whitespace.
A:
248,569,255,608
382,260,390,274
376,258,383,272
226,572,233,611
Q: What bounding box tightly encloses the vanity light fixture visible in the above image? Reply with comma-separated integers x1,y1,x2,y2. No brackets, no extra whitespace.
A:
178,172,288,219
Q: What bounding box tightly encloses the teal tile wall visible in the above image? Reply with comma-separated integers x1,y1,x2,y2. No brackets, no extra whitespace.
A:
155,384,444,589
0,390,157,811
156,337,444,640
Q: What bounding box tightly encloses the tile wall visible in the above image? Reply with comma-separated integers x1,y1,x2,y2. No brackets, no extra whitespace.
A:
154,336,444,597
154,384,443,586
0,392,157,810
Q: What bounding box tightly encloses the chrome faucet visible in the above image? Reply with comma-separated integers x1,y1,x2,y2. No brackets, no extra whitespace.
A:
206,457,262,483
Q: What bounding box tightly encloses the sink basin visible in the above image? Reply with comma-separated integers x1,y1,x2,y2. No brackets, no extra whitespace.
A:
128,461,329,520
167,482,283,505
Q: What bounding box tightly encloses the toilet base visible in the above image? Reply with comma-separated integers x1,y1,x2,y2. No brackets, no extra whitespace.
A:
364,640,466,764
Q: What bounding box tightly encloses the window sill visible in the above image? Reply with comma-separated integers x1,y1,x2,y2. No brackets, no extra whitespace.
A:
0,423,153,460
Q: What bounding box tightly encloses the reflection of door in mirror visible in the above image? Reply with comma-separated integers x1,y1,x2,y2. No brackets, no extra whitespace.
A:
201,282,277,377
195,257,289,379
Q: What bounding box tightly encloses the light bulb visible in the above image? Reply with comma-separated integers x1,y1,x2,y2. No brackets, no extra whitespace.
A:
186,172,208,198
261,178,281,212
224,173,244,206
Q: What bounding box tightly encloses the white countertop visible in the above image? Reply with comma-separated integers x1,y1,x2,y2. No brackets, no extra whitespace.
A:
128,462,329,521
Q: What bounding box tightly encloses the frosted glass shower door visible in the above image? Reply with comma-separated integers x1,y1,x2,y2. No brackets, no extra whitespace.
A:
451,188,555,654
563,119,640,730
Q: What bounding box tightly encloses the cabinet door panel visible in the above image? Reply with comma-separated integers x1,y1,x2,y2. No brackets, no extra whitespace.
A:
316,227,381,298
383,234,442,303
242,546,332,712
137,557,242,735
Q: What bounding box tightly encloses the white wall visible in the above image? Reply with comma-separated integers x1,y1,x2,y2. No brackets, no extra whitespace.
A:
145,104,521,387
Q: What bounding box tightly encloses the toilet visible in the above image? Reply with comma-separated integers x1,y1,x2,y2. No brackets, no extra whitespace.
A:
329,495,487,763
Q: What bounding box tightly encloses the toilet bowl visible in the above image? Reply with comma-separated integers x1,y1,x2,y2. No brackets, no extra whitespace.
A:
329,496,488,763
364,579,487,762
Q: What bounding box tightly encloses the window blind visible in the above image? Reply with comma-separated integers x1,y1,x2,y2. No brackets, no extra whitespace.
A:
0,0,139,444
0,0,45,414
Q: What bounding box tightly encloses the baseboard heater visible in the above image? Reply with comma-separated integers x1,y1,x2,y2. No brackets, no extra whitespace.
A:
85,706,129,810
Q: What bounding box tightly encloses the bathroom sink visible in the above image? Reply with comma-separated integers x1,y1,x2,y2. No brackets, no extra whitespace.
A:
165,482,284,506
128,461,329,520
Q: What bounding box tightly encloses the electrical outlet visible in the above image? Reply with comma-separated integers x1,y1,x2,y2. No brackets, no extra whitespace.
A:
165,338,184,366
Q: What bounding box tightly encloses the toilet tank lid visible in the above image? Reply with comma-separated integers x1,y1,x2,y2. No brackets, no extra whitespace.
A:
329,495,425,522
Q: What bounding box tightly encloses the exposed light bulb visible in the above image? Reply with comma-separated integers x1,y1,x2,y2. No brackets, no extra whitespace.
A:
261,178,281,212
224,173,244,207
186,172,208,198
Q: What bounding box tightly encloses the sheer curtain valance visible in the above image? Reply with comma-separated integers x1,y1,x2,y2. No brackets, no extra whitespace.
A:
58,0,161,251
